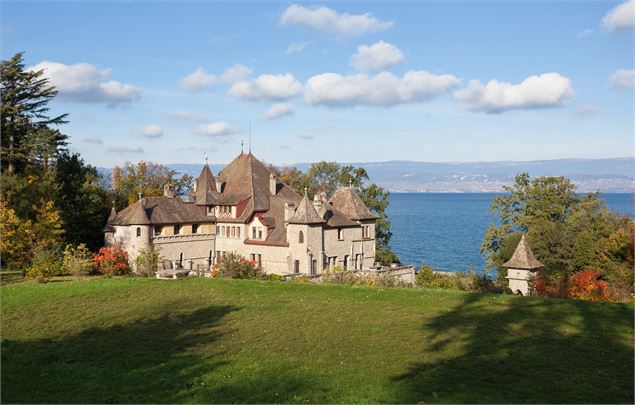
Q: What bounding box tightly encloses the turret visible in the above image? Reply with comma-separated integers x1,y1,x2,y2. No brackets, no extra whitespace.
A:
502,234,544,296
163,183,175,198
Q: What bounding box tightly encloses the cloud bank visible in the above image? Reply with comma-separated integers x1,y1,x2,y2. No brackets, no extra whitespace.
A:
181,68,216,92
28,61,141,103
453,73,573,113
264,103,295,119
280,4,393,37
610,69,635,88
304,70,459,107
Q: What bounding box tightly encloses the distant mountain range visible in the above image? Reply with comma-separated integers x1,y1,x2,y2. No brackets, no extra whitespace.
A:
101,157,635,193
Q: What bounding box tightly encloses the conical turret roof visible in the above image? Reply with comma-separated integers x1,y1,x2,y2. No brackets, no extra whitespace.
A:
289,194,324,225
126,199,152,225
103,206,117,232
502,234,544,270
194,164,221,205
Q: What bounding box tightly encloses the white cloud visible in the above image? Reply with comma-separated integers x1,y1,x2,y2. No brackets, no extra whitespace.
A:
28,61,141,103
350,40,405,71
219,64,252,83
280,4,393,37
83,137,103,144
264,103,295,120
107,145,144,153
139,124,163,138
602,0,634,32
453,73,573,113
572,105,601,118
286,41,312,54
296,134,313,140
196,121,234,137
610,69,635,88
181,68,216,92
576,28,594,38
304,70,459,107
228,73,303,101
163,111,206,121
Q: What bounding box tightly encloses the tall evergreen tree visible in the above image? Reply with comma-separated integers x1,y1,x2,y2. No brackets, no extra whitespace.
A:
1,52,68,174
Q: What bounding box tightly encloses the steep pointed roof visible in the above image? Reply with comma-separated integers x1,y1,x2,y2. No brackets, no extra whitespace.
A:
329,187,379,221
194,164,221,205
502,234,544,270
217,153,299,220
103,206,117,232
124,199,152,225
289,194,325,224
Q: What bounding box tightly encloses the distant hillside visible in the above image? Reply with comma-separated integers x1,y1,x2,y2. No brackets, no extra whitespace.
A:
99,157,635,193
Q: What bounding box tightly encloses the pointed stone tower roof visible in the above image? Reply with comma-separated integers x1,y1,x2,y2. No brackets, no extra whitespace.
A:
289,194,325,225
502,234,544,270
103,206,117,232
112,198,151,225
194,164,220,205
329,187,379,221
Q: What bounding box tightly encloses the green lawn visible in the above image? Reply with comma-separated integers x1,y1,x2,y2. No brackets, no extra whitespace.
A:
1,277,633,404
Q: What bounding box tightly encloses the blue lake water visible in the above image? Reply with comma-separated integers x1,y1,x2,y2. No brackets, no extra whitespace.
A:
386,193,634,272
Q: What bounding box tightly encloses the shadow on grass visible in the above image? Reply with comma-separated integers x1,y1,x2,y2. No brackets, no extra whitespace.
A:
390,293,634,404
2,304,308,403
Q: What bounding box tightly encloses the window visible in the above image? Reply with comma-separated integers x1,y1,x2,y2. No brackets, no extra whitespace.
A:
252,227,257,239
192,224,199,234
294,260,300,274
258,228,263,239
257,254,262,268
338,228,344,240
231,227,235,238
311,260,317,276
221,226,226,237
207,206,213,215
216,225,220,235
174,225,181,235
136,227,141,237
236,227,241,238
298,230,304,244
250,253,256,262
154,226,161,236
343,255,348,270
216,251,221,264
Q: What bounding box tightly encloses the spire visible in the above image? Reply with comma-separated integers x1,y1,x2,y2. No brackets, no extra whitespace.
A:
128,199,151,225
194,163,219,205
502,234,544,270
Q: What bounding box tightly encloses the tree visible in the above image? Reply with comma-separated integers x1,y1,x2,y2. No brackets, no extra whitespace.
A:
1,52,68,174
136,245,162,277
111,161,193,207
482,172,634,298
31,199,64,252
55,152,110,251
0,197,35,271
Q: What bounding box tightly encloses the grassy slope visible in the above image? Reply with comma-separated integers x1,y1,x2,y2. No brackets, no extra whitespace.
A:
1,277,633,404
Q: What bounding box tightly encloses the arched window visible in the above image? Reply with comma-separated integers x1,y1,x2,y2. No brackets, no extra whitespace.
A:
136,227,141,237
299,230,304,244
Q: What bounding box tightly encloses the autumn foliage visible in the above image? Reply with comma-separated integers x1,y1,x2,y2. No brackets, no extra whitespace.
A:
567,269,610,301
92,245,130,277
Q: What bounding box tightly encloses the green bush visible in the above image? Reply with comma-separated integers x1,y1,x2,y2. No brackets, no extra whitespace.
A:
26,246,63,283
416,262,457,289
218,252,263,279
62,244,92,278
136,245,161,277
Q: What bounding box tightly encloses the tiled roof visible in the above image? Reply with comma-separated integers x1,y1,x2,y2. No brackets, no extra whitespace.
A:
193,164,221,205
329,187,379,221
502,234,544,270
103,206,117,232
289,195,325,224
111,196,213,225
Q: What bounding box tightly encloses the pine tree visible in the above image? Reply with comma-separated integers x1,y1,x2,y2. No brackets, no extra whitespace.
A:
1,52,68,174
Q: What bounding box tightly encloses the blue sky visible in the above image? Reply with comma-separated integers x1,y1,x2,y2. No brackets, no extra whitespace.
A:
2,1,633,167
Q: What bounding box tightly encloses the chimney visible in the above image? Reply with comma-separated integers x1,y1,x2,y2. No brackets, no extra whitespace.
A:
284,202,295,223
215,176,222,193
193,179,198,193
313,191,326,212
163,183,175,198
269,173,277,195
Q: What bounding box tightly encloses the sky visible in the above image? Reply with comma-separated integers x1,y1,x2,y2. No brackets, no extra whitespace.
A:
2,0,634,167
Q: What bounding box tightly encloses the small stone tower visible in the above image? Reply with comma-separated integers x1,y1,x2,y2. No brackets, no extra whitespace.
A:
503,234,544,296
127,198,152,264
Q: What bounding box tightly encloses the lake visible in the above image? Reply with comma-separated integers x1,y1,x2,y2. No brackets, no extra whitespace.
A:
386,193,633,272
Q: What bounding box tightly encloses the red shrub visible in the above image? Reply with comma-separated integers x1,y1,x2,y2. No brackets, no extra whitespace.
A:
567,268,609,301
92,245,130,277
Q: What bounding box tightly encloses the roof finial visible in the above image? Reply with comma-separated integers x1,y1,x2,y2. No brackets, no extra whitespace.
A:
241,139,244,154
304,187,308,196
248,121,252,154
349,178,353,187
138,189,142,201
204,151,208,165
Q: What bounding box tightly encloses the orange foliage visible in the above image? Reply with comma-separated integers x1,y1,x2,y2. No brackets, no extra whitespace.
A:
92,245,130,277
567,269,609,301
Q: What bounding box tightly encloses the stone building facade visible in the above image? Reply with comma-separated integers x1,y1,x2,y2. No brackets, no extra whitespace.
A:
104,152,378,275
